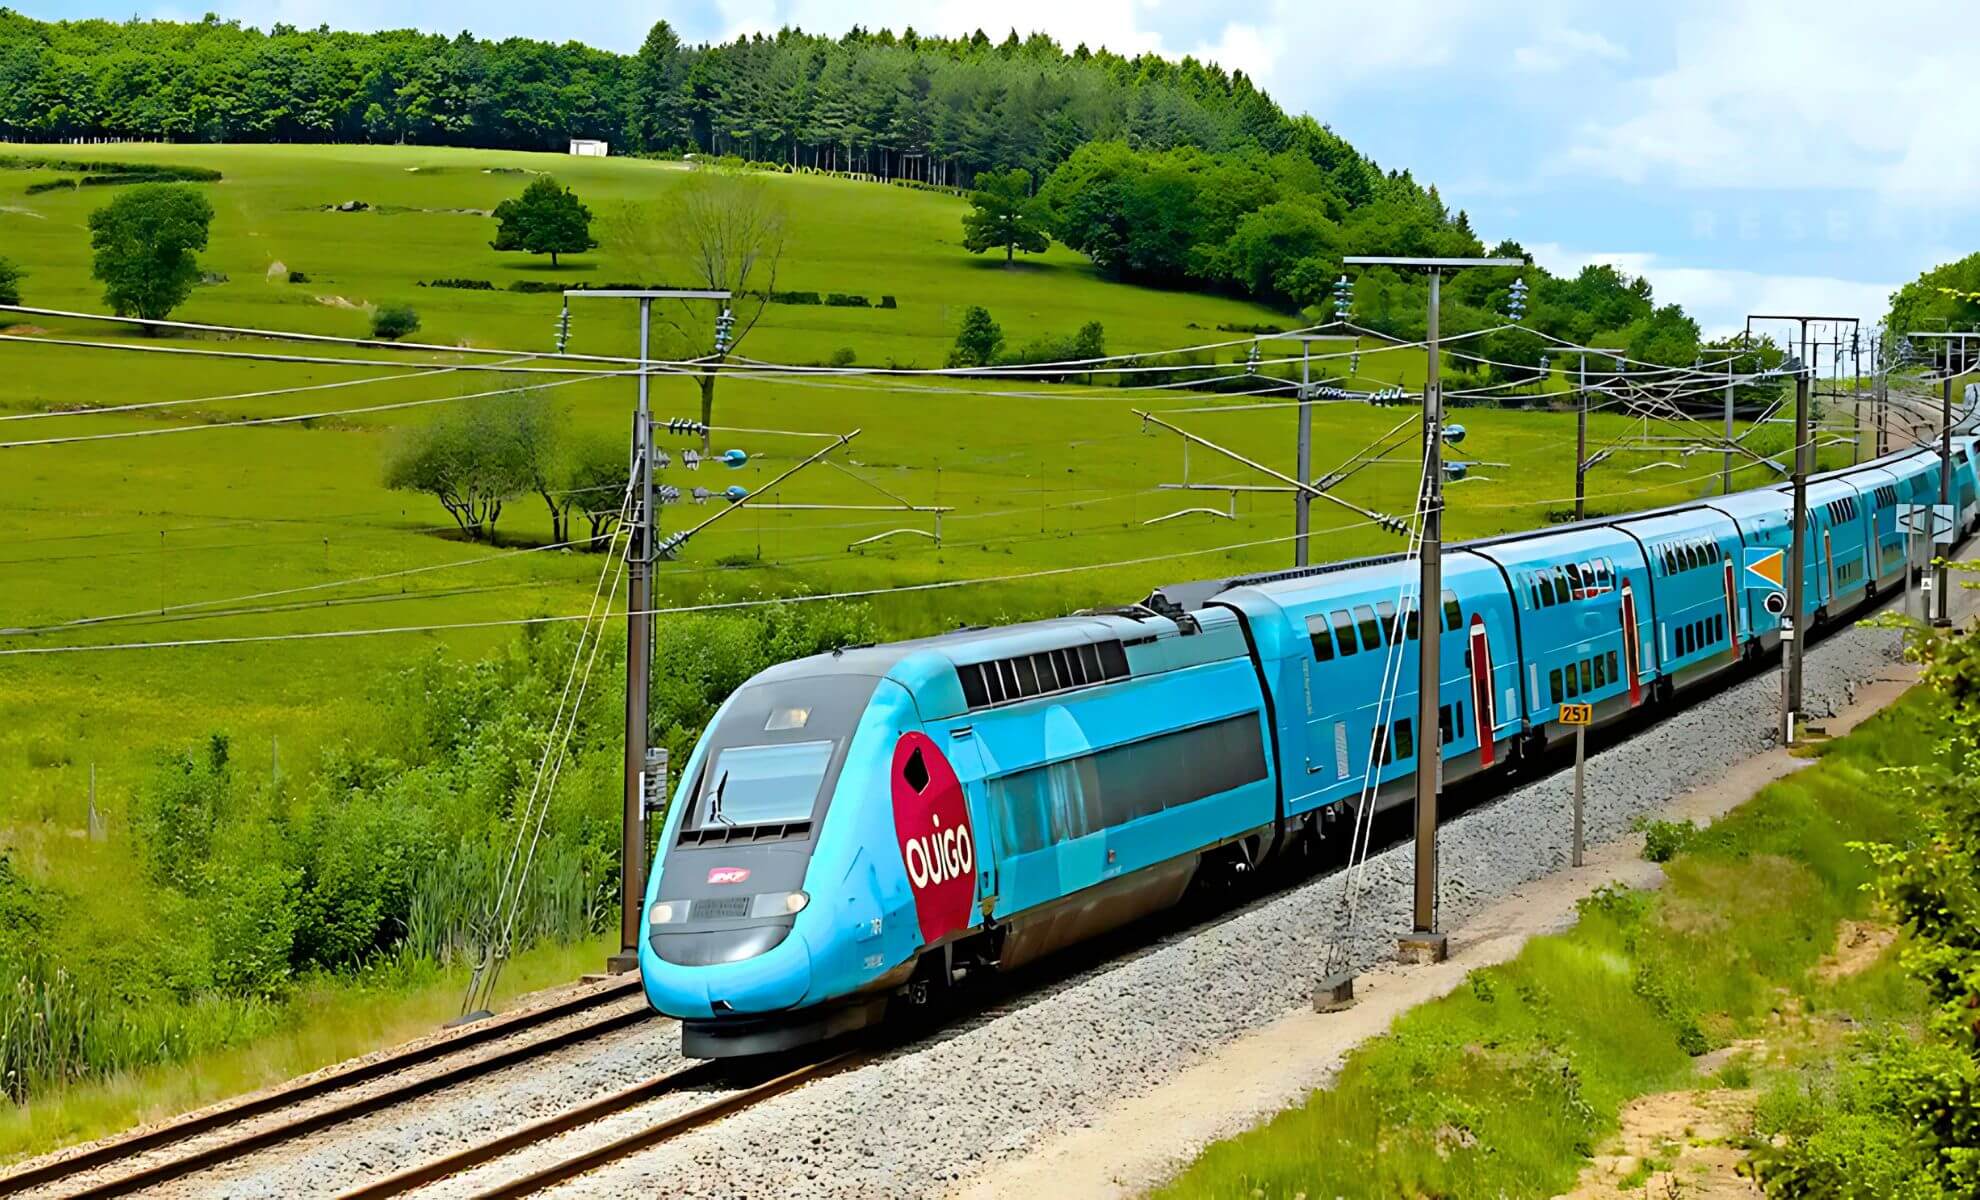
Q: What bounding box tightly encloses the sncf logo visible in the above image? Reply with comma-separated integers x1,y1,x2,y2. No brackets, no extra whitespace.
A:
706,867,751,885
890,732,975,945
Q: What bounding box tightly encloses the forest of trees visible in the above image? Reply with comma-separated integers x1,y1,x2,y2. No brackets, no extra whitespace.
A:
0,10,1724,371
0,11,1328,184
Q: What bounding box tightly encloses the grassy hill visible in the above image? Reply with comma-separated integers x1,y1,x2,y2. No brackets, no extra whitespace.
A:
0,143,1832,1153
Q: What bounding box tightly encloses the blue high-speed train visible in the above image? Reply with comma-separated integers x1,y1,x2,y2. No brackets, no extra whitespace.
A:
641,420,1980,1057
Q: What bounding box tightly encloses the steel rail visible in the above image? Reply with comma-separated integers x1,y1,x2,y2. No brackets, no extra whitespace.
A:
470,1055,853,1199
2,980,650,1199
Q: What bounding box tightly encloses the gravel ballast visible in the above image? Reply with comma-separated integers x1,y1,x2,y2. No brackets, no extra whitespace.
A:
539,617,1910,1199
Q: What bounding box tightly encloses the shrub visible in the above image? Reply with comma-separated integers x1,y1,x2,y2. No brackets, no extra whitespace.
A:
426,278,494,290
371,303,421,341
825,292,871,307
1640,818,1699,863
947,305,1004,368
506,280,569,294
768,289,821,305
23,178,76,194
878,294,897,309
286,269,310,284
130,734,232,892
828,347,857,368
0,256,21,306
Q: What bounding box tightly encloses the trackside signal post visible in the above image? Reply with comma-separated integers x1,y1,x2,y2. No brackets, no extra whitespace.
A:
567,288,731,975
1344,255,1522,964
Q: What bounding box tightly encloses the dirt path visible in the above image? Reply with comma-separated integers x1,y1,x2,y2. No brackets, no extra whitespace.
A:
950,648,1931,1200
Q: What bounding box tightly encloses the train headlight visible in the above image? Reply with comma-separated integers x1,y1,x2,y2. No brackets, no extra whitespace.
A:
749,890,809,918
649,901,689,926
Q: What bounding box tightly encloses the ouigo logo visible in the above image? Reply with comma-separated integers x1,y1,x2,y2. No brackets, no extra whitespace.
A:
889,732,974,944
706,867,751,885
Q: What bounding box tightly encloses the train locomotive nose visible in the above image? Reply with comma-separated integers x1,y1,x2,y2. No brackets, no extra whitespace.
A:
641,896,815,1018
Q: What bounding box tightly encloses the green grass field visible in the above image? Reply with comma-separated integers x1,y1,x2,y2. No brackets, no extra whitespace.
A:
0,143,1860,1153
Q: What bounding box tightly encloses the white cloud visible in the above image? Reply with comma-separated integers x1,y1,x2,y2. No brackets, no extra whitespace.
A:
1529,243,1897,337
1512,28,1626,74
1557,0,1980,206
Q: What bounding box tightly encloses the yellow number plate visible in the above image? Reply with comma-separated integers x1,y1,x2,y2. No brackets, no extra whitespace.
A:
1558,703,1594,726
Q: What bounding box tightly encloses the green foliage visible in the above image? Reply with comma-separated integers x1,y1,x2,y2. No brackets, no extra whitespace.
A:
370,303,421,341
828,346,857,368
561,431,630,550
130,734,232,892
1749,1033,1954,1199
382,392,555,540
1851,627,1980,1193
1887,252,1980,339
961,168,1050,265
948,305,1004,368
1640,817,1700,863
0,256,21,306
85,182,214,321
489,176,597,268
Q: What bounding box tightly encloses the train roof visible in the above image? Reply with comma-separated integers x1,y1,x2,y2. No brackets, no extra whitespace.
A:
1147,437,1954,614
748,610,1170,683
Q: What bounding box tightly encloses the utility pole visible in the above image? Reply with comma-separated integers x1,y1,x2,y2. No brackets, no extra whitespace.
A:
1575,353,1589,519
1938,367,1954,627
1783,360,1809,743
1295,336,1314,567
566,288,731,975
1344,254,1522,965
1723,353,1736,494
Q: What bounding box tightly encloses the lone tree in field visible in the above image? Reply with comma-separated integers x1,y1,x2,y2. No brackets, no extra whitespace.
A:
371,302,420,341
383,391,552,541
87,183,214,322
961,168,1049,266
948,306,1004,367
609,167,786,450
0,257,22,306
490,176,597,268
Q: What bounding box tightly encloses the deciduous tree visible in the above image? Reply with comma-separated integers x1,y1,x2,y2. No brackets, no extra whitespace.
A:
490,176,597,268
609,167,786,450
86,183,213,322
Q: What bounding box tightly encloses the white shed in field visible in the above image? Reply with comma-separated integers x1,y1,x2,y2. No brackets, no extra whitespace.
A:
568,139,609,157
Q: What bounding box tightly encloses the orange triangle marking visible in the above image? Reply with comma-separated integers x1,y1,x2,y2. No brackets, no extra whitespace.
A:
1745,549,1785,588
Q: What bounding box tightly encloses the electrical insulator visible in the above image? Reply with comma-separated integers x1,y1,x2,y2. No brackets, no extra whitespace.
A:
1443,461,1470,481
724,485,749,502
721,449,748,469
1442,424,1467,444
657,531,690,559
691,486,711,505
658,484,681,505
665,418,709,436
683,449,701,471
654,449,671,471
1244,344,1261,376
713,308,736,355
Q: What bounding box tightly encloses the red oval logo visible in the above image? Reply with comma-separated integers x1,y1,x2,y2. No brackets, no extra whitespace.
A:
890,732,975,945
706,867,751,885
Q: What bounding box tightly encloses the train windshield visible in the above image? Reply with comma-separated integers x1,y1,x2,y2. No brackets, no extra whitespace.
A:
693,740,836,829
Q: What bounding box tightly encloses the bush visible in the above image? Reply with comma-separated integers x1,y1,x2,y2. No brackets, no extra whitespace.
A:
768,289,821,305
828,347,857,368
425,278,494,290
878,295,897,309
1640,818,1699,863
130,734,231,892
23,178,76,194
286,269,310,284
371,303,421,341
0,256,21,306
825,292,871,307
506,279,569,294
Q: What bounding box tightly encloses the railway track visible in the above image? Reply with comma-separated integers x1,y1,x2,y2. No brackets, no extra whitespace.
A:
0,977,654,1200
341,1054,853,1199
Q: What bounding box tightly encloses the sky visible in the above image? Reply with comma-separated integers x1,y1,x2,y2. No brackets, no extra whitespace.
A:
28,0,1980,335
